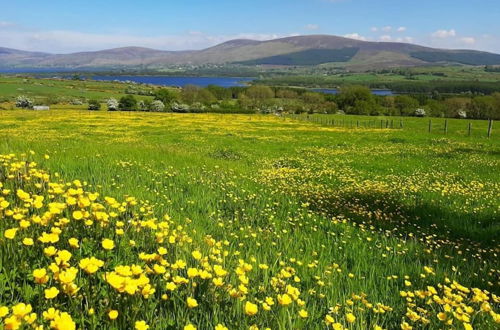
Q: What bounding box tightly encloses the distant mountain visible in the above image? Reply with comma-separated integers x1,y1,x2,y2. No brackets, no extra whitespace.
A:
0,47,50,66
2,35,500,70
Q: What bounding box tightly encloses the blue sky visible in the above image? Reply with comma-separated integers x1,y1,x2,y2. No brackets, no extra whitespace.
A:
1,0,499,53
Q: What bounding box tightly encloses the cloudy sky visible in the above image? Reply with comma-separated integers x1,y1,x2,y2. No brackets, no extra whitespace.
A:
1,0,499,54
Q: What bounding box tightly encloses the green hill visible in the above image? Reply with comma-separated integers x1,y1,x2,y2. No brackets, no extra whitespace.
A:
1,35,500,70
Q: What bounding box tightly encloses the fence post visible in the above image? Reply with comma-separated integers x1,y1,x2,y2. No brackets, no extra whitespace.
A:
400,120,403,128
487,119,493,138
468,122,471,136
428,119,432,133
444,119,448,134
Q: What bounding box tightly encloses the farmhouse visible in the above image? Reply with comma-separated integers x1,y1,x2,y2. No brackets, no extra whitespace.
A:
33,106,50,111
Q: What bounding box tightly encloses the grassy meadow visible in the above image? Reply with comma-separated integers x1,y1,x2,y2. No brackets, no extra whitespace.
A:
0,76,159,108
0,110,498,330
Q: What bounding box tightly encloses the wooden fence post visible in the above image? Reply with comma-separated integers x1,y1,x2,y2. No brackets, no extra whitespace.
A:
428,119,432,133
468,122,471,136
444,119,448,134
487,119,493,138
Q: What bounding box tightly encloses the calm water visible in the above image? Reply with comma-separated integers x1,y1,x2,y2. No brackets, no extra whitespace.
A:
92,76,254,88
311,88,394,96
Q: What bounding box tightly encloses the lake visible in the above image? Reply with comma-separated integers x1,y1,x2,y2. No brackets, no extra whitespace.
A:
92,76,254,88
93,76,394,94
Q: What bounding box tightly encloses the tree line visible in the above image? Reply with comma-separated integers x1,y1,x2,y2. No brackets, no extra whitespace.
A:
94,84,499,120
16,83,498,120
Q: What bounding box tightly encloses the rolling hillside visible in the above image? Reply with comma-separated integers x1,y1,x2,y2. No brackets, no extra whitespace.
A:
1,35,500,70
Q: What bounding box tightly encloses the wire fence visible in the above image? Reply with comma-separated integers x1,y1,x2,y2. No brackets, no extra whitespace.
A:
285,114,495,138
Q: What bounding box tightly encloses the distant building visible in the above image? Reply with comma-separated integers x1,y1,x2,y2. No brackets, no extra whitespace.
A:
33,106,50,111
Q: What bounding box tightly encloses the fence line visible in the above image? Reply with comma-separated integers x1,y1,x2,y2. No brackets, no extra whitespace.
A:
284,114,494,137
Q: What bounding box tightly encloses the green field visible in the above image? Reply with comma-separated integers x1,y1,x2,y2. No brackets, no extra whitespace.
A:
0,110,498,329
0,76,157,107
254,66,500,93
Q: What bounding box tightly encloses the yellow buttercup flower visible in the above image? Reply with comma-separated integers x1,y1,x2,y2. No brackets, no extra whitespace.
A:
245,301,258,316
44,246,58,257
68,238,79,248
45,287,60,299
187,297,198,308
345,313,356,323
79,257,104,274
12,303,32,318
72,210,83,220
43,308,60,320
33,268,49,284
23,238,34,246
4,228,18,240
4,315,21,329
0,306,9,318
278,293,292,306
135,320,149,330
102,239,115,250
50,312,75,330
108,310,119,320
192,250,202,260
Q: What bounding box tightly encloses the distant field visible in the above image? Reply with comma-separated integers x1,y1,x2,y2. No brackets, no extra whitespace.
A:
0,110,498,329
255,66,500,92
0,76,157,106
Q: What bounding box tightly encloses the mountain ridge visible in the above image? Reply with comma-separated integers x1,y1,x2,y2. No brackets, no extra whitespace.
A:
1,34,500,70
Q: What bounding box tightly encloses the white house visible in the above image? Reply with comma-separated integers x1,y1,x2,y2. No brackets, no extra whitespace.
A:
33,106,50,111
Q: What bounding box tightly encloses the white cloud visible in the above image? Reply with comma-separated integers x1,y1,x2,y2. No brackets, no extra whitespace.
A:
382,26,392,32
431,29,456,38
397,27,407,32
344,33,367,41
305,24,320,31
395,36,413,43
0,21,15,28
371,27,378,32
0,26,294,53
379,35,392,41
421,32,499,53
460,37,476,45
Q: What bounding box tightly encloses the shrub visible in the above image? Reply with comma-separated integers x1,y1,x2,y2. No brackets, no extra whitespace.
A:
415,108,426,117
154,89,176,105
457,110,467,119
171,102,190,113
118,95,137,111
15,95,34,109
107,98,119,111
150,100,165,112
138,100,152,111
188,102,206,113
88,100,101,111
